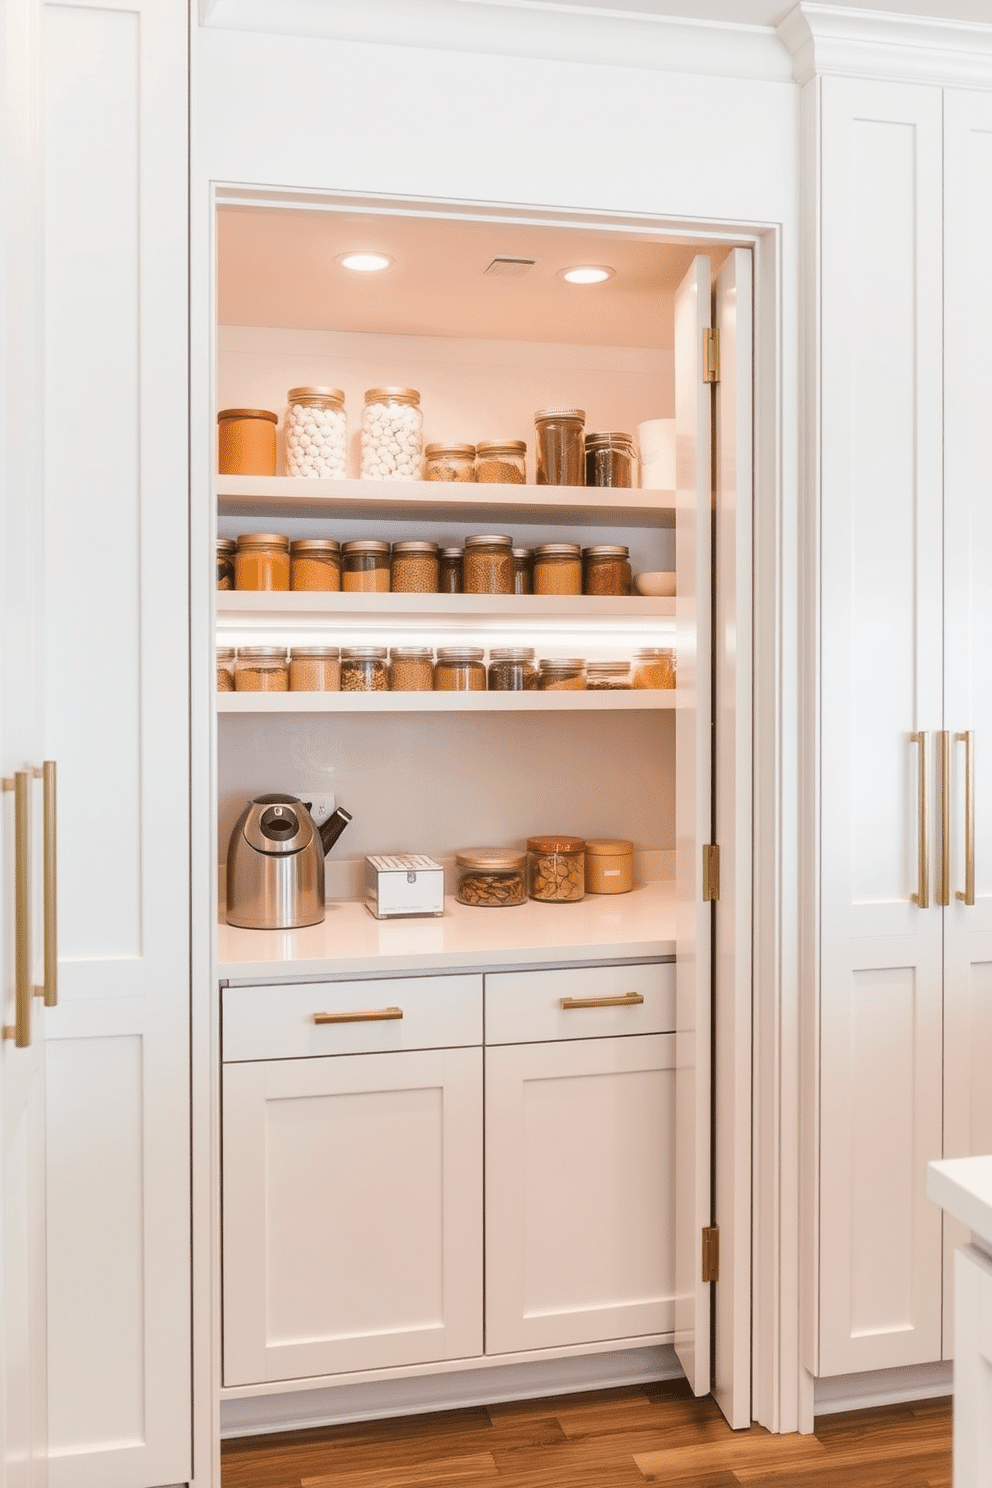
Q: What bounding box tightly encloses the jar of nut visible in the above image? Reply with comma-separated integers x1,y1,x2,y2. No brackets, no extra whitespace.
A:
360,387,423,480
583,544,632,596
527,836,586,902
463,534,514,595
389,646,434,691
234,533,290,591
632,647,676,689
586,660,632,690
235,647,289,692
455,849,527,907
285,387,347,478
488,647,537,691
291,539,341,592
216,647,236,692
476,440,526,484
341,539,391,593
512,547,533,594
537,658,587,690
341,645,389,692
217,538,236,590
425,443,476,482
533,542,583,596
434,647,486,691
289,646,341,691
391,540,439,593
439,547,463,593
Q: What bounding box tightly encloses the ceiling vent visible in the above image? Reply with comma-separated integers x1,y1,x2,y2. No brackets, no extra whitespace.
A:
483,257,536,278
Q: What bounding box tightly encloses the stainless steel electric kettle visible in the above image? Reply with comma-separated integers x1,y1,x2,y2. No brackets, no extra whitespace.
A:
225,793,351,929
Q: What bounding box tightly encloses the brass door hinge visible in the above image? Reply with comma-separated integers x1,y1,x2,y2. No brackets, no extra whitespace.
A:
702,844,720,902
703,326,720,383
702,1225,720,1283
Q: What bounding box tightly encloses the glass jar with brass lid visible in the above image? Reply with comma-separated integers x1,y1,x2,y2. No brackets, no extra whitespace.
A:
537,658,587,691
289,646,341,692
512,547,533,594
217,408,277,475
234,533,290,591
533,542,582,596
235,647,288,692
527,835,586,902
390,540,439,594
341,539,391,593
285,387,347,478
360,387,423,479
389,646,434,692
585,839,634,894
341,645,389,692
290,539,341,592
216,647,236,692
535,408,585,486
439,547,463,593
632,647,676,689
487,647,537,691
584,431,636,488
476,440,526,484
583,544,632,596
463,534,514,595
434,647,486,691
455,848,527,907
586,660,632,690
217,537,236,591
425,443,476,482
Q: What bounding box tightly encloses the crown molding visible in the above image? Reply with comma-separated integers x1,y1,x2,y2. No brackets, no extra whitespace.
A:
199,0,795,83
777,3,992,88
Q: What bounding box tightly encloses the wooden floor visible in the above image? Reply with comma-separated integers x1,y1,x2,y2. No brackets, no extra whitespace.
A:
221,1379,953,1487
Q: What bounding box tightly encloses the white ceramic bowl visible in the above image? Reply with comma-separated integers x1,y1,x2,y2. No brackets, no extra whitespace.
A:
634,570,676,597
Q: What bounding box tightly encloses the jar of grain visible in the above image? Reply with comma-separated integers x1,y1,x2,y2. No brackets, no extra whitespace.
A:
455,848,527,907
341,645,389,692
217,538,236,590
391,540,439,593
234,533,290,591
632,647,676,689
291,539,341,592
488,647,537,691
586,660,632,690
535,408,585,486
585,431,636,488
217,646,236,691
217,409,277,475
235,647,288,691
341,539,391,592
527,835,585,902
533,543,582,596
285,387,347,478
289,646,341,691
512,548,533,594
538,658,587,690
583,545,632,596
463,534,514,595
439,548,463,593
389,646,434,691
425,444,476,482
476,441,526,484
434,647,486,691
584,838,634,894
360,387,423,480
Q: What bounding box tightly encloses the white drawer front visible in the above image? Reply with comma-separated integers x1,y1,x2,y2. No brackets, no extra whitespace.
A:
485,962,674,1045
223,975,483,1062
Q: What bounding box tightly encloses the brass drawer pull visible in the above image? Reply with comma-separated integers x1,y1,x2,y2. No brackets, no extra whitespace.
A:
560,991,645,1011
313,1006,403,1025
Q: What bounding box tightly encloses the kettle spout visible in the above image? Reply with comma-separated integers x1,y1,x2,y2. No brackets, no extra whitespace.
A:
319,806,352,856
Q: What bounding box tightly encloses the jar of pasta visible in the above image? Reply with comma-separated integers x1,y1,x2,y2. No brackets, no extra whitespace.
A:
487,648,537,691
434,647,486,691
463,534,514,595
217,538,236,590
535,408,584,486
527,836,586,902
583,545,632,596
341,539,391,593
425,444,476,482
341,646,389,692
533,543,582,596
217,647,236,692
235,647,289,691
291,539,341,591
632,647,676,689
285,387,347,478
234,533,290,591
289,646,341,691
391,541,439,593
476,441,526,484
584,839,634,894
217,408,277,475
537,658,586,691
360,387,423,479
439,548,463,593
455,849,527,907
389,647,434,691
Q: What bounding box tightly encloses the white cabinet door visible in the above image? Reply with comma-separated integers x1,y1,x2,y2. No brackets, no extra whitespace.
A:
942,88,992,1359
222,1046,483,1385
485,1034,676,1355
817,77,944,1376
39,3,191,1484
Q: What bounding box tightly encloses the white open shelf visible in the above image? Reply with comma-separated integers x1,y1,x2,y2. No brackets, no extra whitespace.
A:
217,690,677,714
217,590,674,623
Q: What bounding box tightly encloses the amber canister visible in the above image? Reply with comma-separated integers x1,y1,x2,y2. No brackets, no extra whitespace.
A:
217,408,278,475
584,839,634,894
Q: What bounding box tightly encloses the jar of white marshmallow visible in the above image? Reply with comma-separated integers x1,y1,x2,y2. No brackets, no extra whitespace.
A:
285,387,347,478
360,386,424,480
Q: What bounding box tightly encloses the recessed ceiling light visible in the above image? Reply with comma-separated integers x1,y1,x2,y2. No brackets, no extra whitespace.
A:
560,265,614,285
338,252,393,273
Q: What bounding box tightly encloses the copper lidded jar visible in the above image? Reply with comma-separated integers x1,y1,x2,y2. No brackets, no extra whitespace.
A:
235,647,289,692
535,408,585,486
583,545,632,596
584,838,634,894
217,408,277,475
425,444,476,482
341,539,391,593
360,387,423,479
391,541,439,594
234,533,290,591
584,431,636,488
527,835,586,902
455,849,527,907
476,441,526,484
290,539,341,592
533,543,582,596
463,534,514,595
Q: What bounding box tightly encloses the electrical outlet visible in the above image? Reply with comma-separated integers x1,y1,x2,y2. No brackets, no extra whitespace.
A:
299,792,335,826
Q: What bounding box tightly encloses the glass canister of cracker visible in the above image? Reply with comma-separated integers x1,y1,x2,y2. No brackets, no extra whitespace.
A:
527,835,586,902
455,848,527,908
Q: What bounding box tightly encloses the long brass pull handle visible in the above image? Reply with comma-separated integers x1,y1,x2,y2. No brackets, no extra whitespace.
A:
34,761,57,1006
957,730,975,906
313,1007,403,1025
938,731,951,907
3,772,32,1047
911,731,929,908
560,991,645,1011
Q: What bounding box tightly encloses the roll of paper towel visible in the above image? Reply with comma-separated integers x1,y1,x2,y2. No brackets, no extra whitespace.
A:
637,419,675,490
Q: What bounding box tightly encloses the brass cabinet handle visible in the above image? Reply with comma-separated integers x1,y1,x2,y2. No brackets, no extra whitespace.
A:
3,772,32,1047
938,731,951,907
313,1006,403,1025
911,731,929,908
560,991,645,1011
956,730,976,906
33,761,57,1006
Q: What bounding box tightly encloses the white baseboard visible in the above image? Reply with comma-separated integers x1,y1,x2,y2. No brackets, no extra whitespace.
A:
813,1360,953,1416
220,1344,682,1438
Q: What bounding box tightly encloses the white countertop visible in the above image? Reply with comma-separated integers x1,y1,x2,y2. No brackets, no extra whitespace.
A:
927,1155,992,1248
218,879,675,982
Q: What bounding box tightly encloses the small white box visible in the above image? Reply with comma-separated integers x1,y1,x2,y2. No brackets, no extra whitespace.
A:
365,854,445,919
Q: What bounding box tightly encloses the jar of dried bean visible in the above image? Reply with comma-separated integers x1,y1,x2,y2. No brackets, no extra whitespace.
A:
455,849,527,907
512,547,533,594
291,539,341,592
235,647,289,691
586,660,632,690
389,646,434,691
425,444,476,482
584,838,634,894
527,836,586,902
289,646,341,691
217,538,236,590
583,545,632,596
434,647,486,691
535,408,585,486
476,441,526,484
391,540,439,593
585,431,636,488
217,646,236,691
488,647,537,691
632,647,676,689
285,387,347,478
341,645,389,692
439,548,463,593
360,387,423,480
538,658,587,691
217,408,277,475
533,543,582,596
234,533,290,591
463,534,514,595
341,539,391,593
